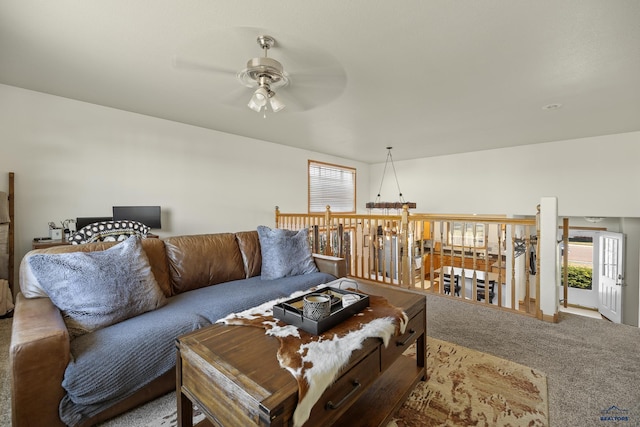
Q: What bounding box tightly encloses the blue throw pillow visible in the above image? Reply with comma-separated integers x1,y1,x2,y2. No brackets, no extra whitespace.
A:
257,226,318,280
28,236,166,338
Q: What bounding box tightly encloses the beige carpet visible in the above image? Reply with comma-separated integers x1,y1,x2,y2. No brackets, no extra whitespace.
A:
100,337,548,427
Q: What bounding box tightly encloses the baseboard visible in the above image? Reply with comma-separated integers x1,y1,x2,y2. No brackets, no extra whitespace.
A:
563,302,599,312
541,311,558,323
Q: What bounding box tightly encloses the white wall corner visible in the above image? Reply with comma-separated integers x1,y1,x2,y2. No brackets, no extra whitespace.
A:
539,197,559,320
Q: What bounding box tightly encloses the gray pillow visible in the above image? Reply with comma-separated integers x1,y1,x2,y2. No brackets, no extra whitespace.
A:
257,226,318,280
28,236,166,338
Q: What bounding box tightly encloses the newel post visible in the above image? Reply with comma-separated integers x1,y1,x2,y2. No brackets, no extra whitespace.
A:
274,206,280,229
401,204,411,288
538,198,559,322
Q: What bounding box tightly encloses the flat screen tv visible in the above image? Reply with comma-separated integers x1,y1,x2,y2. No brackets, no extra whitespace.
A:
112,206,161,229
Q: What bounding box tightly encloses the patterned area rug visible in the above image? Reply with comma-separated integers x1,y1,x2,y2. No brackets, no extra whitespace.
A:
387,337,549,427
101,337,548,427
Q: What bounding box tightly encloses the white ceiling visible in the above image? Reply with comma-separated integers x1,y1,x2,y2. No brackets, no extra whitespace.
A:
1,0,639,163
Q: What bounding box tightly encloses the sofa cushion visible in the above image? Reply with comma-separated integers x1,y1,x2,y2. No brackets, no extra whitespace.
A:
257,226,318,280
164,233,246,294
27,236,167,338
59,305,210,425
169,271,337,323
136,238,172,297
235,230,262,278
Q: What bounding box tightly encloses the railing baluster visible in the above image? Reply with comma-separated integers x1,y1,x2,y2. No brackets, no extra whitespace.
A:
496,223,503,308
510,224,517,311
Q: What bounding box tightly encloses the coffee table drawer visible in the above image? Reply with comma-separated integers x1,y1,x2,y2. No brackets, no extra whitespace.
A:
380,309,425,371
306,346,381,426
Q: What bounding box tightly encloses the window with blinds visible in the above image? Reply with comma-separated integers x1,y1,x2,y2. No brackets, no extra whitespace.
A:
308,160,356,213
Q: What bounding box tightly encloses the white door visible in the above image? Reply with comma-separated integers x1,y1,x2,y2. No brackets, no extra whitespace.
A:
597,232,625,323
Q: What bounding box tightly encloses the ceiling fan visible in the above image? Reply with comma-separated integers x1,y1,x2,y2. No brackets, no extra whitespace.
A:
173,28,346,114
237,35,288,113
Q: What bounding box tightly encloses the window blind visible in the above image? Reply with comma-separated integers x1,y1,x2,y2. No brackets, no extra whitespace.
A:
308,161,356,213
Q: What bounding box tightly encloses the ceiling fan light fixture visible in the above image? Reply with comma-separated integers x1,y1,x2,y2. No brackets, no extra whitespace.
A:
247,97,263,112
269,92,285,112
248,86,269,111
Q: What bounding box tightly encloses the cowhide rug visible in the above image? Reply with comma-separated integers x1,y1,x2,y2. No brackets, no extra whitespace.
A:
217,285,408,427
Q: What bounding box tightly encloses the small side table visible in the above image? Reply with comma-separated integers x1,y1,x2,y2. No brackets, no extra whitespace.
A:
32,239,71,250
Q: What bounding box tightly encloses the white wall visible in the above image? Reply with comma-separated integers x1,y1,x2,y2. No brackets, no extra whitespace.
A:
0,84,369,271
370,132,640,217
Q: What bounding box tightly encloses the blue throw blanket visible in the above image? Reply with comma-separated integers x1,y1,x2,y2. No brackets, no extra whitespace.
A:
59,272,335,426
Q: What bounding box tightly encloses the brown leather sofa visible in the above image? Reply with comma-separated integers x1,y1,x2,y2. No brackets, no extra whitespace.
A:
10,231,346,427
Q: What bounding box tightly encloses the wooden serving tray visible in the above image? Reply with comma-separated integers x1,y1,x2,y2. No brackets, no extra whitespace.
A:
273,287,370,335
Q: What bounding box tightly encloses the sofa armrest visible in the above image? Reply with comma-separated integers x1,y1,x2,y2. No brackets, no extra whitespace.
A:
313,254,347,278
10,293,69,427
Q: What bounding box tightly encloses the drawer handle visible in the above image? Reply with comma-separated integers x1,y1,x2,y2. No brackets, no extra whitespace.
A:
325,380,361,410
396,329,416,347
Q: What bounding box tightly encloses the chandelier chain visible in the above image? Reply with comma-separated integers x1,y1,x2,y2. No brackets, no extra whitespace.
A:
375,147,406,203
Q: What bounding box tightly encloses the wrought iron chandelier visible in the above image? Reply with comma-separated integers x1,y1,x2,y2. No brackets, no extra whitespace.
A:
366,147,416,210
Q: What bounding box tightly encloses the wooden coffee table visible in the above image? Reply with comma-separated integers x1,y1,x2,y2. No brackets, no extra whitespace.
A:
175,281,426,427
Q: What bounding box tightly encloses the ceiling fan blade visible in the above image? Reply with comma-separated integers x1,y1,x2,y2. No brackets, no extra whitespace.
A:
174,26,267,72
217,85,252,109
172,56,237,76
281,90,332,112
276,92,314,113
291,69,347,89
275,67,346,112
